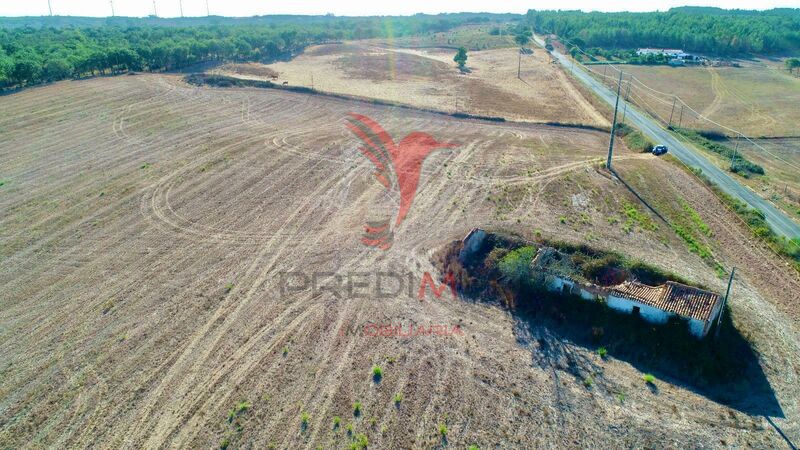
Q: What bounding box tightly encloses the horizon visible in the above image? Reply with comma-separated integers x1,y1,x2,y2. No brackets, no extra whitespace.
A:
2,1,798,19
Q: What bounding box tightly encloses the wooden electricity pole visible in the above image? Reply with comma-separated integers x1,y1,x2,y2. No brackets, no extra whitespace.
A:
178,0,184,18
206,0,210,16
668,96,677,128
607,71,624,170
678,104,684,128
730,135,740,171
714,267,735,340
517,50,521,79
621,76,632,124
48,0,53,16
109,0,115,17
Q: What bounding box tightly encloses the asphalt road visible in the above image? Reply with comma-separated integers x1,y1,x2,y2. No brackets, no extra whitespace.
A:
538,37,800,240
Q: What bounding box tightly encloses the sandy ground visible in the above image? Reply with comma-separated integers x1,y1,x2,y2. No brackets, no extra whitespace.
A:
217,43,608,127
0,74,798,448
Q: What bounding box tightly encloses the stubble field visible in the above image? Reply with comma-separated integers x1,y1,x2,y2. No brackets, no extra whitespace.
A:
0,73,798,448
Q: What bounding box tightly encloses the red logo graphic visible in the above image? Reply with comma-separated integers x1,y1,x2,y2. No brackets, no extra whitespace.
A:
345,113,457,250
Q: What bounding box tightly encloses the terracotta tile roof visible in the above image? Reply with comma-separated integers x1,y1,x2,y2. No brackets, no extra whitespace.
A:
610,281,721,322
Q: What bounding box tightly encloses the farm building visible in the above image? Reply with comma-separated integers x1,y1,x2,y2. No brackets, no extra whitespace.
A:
545,275,723,338
608,281,723,337
636,48,685,57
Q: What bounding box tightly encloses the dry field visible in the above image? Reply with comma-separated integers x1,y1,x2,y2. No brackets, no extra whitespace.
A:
586,63,800,137
217,42,608,127
1,74,799,448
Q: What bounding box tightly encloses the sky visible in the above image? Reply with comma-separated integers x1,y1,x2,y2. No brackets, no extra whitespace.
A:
2,0,797,17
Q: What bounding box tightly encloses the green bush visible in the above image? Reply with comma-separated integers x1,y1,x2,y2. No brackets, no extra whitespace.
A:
497,246,537,287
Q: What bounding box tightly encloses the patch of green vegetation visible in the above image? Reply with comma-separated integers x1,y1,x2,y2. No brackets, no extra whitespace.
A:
672,224,713,261
333,416,341,429
674,128,764,177
353,401,362,416
681,201,712,236
227,400,250,423
583,376,593,388
616,123,654,153
598,346,608,358
300,411,310,429
438,423,448,436
219,437,231,450
350,433,369,450
393,392,403,405
139,162,152,170
224,282,234,294
497,245,538,287
689,167,799,273
371,365,383,381
621,200,658,233
642,373,656,385
0,180,5,187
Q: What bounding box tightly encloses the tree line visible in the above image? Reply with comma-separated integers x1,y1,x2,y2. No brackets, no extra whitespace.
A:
527,7,800,55
0,13,506,88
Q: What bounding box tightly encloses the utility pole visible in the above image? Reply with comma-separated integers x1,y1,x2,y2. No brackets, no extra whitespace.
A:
152,0,158,17
311,72,314,90
730,134,740,171
48,0,53,16
668,96,677,128
678,104,684,128
607,71,623,170
206,0,210,16
109,0,115,17
714,267,735,340
621,76,632,124
178,0,184,18
517,50,521,79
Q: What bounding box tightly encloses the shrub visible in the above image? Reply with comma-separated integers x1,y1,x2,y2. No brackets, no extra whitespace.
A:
372,365,383,381
333,416,341,429
439,423,448,436
353,401,362,416
598,346,608,358
643,373,656,384
350,433,369,450
300,411,310,427
583,376,593,387
497,246,537,287
393,392,403,405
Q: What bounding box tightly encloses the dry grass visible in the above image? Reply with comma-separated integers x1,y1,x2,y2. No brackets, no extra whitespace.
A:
587,64,800,137
0,74,797,448
217,42,608,126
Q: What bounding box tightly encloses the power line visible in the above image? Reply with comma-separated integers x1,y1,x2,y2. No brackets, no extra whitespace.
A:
561,36,800,172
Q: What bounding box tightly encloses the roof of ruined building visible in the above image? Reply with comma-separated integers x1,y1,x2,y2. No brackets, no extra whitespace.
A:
610,280,722,322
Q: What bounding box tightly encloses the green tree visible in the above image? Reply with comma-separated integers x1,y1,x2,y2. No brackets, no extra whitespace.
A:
498,246,537,287
11,56,42,86
786,58,800,75
43,58,73,81
454,47,468,69
514,30,532,47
